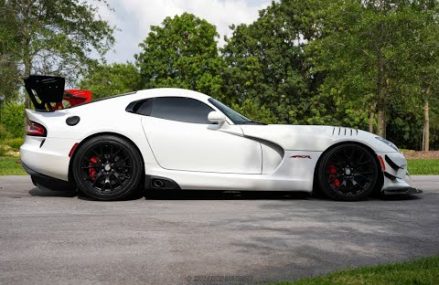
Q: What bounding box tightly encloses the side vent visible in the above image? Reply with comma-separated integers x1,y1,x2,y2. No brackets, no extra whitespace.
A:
332,127,359,137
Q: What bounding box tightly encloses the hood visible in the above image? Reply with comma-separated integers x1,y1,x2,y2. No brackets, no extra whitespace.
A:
240,125,335,151
240,124,393,152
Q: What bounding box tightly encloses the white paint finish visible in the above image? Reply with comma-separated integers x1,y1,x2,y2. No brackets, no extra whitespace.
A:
385,152,408,179
20,136,75,180
207,111,226,124
241,124,398,153
20,87,411,192
144,167,308,191
142,117,262,174
261,143,283,174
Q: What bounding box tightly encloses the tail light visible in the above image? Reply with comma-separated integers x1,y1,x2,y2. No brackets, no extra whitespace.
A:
26,120,47,137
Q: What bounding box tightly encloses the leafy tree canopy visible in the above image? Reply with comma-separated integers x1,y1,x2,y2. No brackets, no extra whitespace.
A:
135,13,224,100
80,63,142,99
0,0,114,88
222,0,331,125
306,0,439,137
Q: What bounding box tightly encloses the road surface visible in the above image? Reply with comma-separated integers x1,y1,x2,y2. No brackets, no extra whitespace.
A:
0,175,438,284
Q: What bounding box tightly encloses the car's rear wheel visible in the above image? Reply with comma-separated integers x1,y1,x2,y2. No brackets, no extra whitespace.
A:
317,144,379,201
72,135,143,201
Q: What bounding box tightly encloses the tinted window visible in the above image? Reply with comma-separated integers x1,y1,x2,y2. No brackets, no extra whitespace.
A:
135,97,214,124
136,99,153,116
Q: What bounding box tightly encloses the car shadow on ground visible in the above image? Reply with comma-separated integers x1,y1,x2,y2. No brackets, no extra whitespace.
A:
29,186,76,197
145,190,421,201
28,186,421,202
146,190,312,200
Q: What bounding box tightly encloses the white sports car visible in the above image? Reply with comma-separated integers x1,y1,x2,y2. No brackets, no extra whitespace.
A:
20,75,420,201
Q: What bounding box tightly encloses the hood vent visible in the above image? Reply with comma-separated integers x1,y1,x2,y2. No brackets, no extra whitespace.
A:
332,127,359,137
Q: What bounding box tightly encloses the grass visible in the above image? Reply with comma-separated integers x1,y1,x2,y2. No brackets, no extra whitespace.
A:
0,155,438,176
273,256,439,285
407,159,439,175
0,156,26,175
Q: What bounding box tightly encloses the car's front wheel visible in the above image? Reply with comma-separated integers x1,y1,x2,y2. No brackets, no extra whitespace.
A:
72,135,143,201
317,144,380,201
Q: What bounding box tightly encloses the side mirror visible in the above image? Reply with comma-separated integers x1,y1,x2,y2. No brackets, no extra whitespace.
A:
208,111,226,125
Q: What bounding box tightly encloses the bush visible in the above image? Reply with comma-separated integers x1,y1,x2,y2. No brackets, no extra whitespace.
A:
0,144,7,156
1,102,25,138
3,137,24,150
0,124,12,140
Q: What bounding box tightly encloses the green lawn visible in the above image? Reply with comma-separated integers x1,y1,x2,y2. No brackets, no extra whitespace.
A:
407,159,439,175
273,256,439,285
0,156,438,176
0,156,26,175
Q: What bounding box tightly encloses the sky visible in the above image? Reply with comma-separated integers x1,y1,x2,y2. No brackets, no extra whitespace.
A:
94,0,272,63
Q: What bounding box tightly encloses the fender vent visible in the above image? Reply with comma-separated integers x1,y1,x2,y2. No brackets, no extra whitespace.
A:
332,127,359,137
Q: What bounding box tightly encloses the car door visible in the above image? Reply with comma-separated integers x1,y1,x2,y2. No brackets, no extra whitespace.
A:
138,96,262,174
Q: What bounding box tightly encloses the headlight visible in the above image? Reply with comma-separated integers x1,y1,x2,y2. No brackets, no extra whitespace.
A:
375,137,399,152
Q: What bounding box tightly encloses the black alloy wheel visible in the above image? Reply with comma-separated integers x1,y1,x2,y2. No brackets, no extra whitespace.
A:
72,135,143,201
318,144,380,201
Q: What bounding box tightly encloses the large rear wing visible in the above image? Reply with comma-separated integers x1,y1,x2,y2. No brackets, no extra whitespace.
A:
24,75,65,111
24,75,92,111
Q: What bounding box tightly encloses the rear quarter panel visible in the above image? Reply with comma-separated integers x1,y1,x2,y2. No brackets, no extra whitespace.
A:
22,96,158,180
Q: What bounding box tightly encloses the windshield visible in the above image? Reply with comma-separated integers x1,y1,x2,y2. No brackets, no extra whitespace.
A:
208,98,265,125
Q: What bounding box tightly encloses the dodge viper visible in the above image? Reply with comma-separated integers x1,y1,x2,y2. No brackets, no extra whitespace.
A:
20,75,420,201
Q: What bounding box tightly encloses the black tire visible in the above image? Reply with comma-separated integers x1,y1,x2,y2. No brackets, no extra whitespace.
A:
317,144,379,201
72,135,143,201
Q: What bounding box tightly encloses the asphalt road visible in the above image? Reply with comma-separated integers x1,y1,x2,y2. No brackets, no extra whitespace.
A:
0,176,438,285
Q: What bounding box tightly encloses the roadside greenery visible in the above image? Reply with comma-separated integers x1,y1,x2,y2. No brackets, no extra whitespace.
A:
1,102,24,138
0,156,25,175
0,0,114,104
135,13,225,101
1,0,439,150
0,148,437,176
273,256,439,285
408,159,439,176
79,63,142,99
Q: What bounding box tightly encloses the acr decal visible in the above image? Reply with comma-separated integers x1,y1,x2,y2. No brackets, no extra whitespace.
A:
290,155,312,159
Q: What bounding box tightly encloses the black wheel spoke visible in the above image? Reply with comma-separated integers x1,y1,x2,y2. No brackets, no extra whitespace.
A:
355,151,365,166
72,135,142,201
93,172,104,186
322,145,379,200
108,175,114,191
78,141,135,193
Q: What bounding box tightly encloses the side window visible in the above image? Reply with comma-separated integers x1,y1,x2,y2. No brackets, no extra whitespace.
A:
136,99,153,116
131,97,214,124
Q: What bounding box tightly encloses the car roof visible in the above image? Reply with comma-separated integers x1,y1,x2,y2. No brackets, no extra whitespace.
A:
64,88,213,112
130,88,212,102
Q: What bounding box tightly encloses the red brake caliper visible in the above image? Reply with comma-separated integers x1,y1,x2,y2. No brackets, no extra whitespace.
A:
327,165,341,188
88,156,98,181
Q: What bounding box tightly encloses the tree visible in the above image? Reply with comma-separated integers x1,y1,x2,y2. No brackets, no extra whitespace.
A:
1,0,114,101
0,0,20,101
135,13,224,100
307,0,438,138
411,1,439,151
222,1,321,125
79,63,142,99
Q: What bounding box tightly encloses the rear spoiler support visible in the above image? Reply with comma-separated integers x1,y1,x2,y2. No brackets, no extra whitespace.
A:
24,75,65,111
